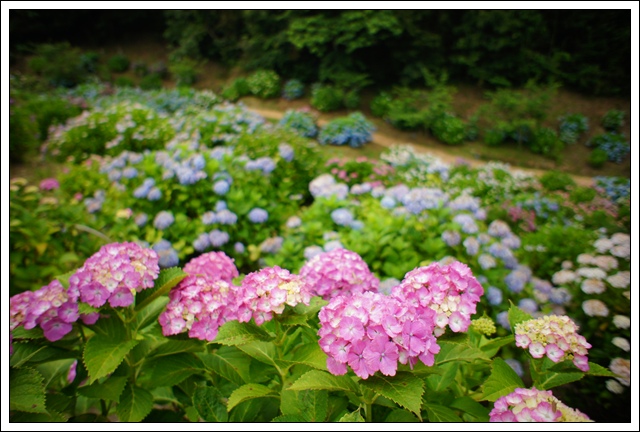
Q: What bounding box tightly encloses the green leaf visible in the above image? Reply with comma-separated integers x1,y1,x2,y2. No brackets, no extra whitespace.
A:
435,339,490,364
384,409,420,422
287,343,328,371
77,302,100,316
149,339,206,358
83,337,139,384
229,398,263,422
193,385,228,422
54,269,76,289
88,313,126,340
139,353,203,388
359,372,424,420
116,384,153,422
479,335,515,357
288,370,360,394
449,396,490,422
507,301,534,330
134,296,170,330
533,371,584,390
338,411,365,422
299,390,328,422
426,362,457,392
77,376,128,402
272,414,309,422
135,267,187,311
424,402,461,422
479,358,525,402
9,367,47,413
199,346,252,385
293,295,328,316
214,320,273,346
237,340,290,371
11,326,44,340
585,362,618,377
227,383,278,412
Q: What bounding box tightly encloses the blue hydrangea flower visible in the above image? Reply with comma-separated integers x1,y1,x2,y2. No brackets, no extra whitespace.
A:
496,311,510,330
350,183,372,195
147,187,162,201
202,211,217,225
518,298,538,314
192,154,206,170
286,216,302,229
108,169,122,182
134,213,148,227
234,242,245,254
486,286,503,306
157,248,179,268
380,196,396,209
193,233,211,252
209,230,230,247
504,266,531,293
213,180,230,195
153,211,175,230
501,234,521,250
304,245,324,260
350,220,364,231
122,167,138,179
549,287,572,305
478,254,497,270
331,208,354,226
260,236,284,254
324,240,344,251
442,230,461,247
216,209,237,225
152,239,172,253
215,201,227,212
463,237,480,256
452,213,478,234
278,143,294,162
248,208,269,224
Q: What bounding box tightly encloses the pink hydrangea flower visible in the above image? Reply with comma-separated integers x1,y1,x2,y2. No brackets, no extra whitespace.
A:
490,387,591,422
299,248,379,300
514,315,592,371
183,251,239,283
392,261,484,334
318,291,440,379
39,178,60,191
69,242,159,308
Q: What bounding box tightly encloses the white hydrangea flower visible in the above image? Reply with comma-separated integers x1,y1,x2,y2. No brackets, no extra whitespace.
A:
582,299,609,317
576,267,607,280
610,358,630,386
613,315,630,329
611,337,630,352
606,379,625,394
577,254,594,265
552,269,577,285
594,238,614,253
606,271,630,289
581,279,606,294
592,255,618,271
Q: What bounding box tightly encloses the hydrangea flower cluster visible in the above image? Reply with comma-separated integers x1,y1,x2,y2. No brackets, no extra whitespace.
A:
10,280,98,342
236,266,312,325
248,207,269,223
391,261,484,336
489,387,592,422
300,248,379,300
183,251,239,283
514,315,591,371
309,174,349,200
153,211,175,230
69,242,160,308
318,291,440,378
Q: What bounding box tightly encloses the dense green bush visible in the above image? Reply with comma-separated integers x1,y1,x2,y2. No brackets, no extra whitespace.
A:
107,53,131,72
247,69,281,98
530,127,564,159
429,113,466,145
569,186,596,204
588,148,609,168
24,95,84,141
132,61,149,76
278,110,318,138
318,112,375,147
169,58,201,86
27,42,89,88
310,84,345,112
370,91,393,117
9,100,40,163
558,113,588,144
139,73,164,90
601,109,625,132
539,170,576,192
281,78,304,100
221,77,251,101
588,132,630,163
114,76,135,88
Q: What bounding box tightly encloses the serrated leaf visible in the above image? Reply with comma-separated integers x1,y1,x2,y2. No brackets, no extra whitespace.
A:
193,385,228,422
134,296,169,330
116,384,153,422
424,402,461,422
135,267,187,311
199,346,252,385
36,358,75,388
54,269,76,289
359,372,424,420
533,371,584,390
449,396,490,422
288,370,360,394
214,320,273,346
227,383,278,412
479,358,525,402
286,343,328,371
426,362,457,392
479,335,515,357
507,301,534,331
139,353,203,388
77,302,100,316
237,340,286,369
149,339,206,358
11,326,44,339
10,410,67,422
83,338,139,384
9,344,48,368
9,367,47,413
338,411,365,422
435,340,490,364
293,296,328,316
89,314,126,340
299,390,328,422
77,376,128,402
585,362,618,377
385,409,420,422
229,398,264,422
272,414,309,422
279,313,310,327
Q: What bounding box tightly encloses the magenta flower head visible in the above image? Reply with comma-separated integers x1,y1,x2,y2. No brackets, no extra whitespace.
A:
159,275,238,341
299,248,379,300
39,178,60,191
69,242,160,308
490,387,592,422
318,291,440,379
183,251,239,283
392,261,484,336
237,266,312,326
514,315,592,371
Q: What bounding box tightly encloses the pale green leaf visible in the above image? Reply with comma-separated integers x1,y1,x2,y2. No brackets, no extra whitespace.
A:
385,409,420,422
9,367,47,413
479,358,525,402
272,414,309,422
116,384,153,422
285,343,328,371
425,402,461,422
135,267,187,311
338,411,365,422
436,339,490,365
83,338,139,384
227,383,278,412
199,346,252,385
288,370,360,394
77,376,127,402
214,320,273,346
507,301,534,331
359,372,424,420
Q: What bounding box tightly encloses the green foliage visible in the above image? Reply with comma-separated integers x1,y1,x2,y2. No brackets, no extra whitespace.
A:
310,84,345,112
370,91,393,117
318,112,376,148
9,99,40,163
588,148,608,168
558,113,588,144
114,76,135,88
539,170,576,192
278,110,318,138
282,79,304,100
169,58,201,87
139,73,163,90
28,42,89,88
221,77,251,101
601,109,625,132
430,113,466,145
530,127,564,160
132,61,148,77
107,54,131,73
569,186,596,204
247,69,281,99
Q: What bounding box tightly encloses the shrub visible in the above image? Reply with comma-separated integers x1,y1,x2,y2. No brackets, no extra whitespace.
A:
139,73,163,90
115,76,135,88
278,110,318,138
281,79,304,100
247,69,281,98
343,89,361,110
588,148,608,168
318,112,375,147
370,91,393,117
539,170,576,192
27,42,88,88
310,84,344,111
558,113,588,144
569,186,596,204
588,132,630,163
530,126,564,159
9,100,39,163
221,77,251,101
79,51,100,73
601,109,625,132
483,123,509,146
169,58,201,86
149,61,169,79
430,113,466,145
24,95,84,141
107,54,130,72
132,61,149,76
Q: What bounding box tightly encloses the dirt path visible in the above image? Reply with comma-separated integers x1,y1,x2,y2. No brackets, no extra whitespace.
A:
247,107,595,187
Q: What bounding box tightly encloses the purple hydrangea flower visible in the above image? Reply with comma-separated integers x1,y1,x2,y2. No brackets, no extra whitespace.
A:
248,208,269,224
209,230,230,247
153,211,174,230
213,180,230,195
331,208,354,226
